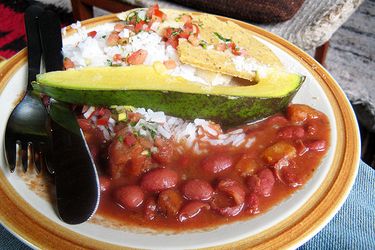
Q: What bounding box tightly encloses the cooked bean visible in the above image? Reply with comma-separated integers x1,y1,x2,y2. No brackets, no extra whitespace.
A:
178,201,210,222
144,197,157,220
158,189,183,217
245,193,260,214
263,141,297,164
114,185,144,209
182,179,213,201
201,155,233,174
277,126,305,139
247,168,275,197
217,179,245,204
141,168,178,192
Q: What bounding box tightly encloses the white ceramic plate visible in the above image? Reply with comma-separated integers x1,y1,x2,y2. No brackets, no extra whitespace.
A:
0,12,360,249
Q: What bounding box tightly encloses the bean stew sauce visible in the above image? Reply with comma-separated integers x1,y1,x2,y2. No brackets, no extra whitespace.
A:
79,104,330,231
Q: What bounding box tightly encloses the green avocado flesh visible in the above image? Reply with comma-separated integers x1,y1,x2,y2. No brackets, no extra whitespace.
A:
33,65,304,126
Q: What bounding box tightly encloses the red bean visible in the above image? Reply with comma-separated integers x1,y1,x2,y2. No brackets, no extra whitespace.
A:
217,203,244,217
144,197,157,220
211,179,246,217
201,155,234,174
141,168,178,192
245,193,260,215
99,176,111,192
114,185,144,209
247,168,275,197
305,140,327,152
277,126,305,139
178,201,210,222
182,179,214,201
217,179,245,204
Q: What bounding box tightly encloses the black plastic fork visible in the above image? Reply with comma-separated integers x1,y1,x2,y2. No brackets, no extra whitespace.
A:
4,5,53,174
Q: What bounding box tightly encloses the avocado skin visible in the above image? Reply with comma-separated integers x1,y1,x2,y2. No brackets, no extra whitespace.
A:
33,81,302,126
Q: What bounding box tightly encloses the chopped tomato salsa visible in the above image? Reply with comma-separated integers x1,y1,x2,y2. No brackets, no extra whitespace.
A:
78,104,330,230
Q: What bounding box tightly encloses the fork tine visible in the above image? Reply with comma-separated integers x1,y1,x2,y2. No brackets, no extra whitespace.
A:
20,141,28,173
5,137,17,172
33,142,42,174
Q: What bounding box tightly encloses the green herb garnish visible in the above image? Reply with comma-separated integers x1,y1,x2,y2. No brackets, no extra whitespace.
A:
199,40,208,49
117,135,124,143
213,32,232,43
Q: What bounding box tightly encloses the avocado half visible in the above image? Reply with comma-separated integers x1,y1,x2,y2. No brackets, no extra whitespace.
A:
33,64,304,126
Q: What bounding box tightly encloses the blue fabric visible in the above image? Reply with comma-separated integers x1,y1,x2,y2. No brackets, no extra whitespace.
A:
1,161,374,249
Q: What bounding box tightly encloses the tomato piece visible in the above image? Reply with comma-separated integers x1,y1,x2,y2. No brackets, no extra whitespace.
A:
63,57,75,69
77,118,92,132
146,4,167,21
277,126,305,139
201,154,233,174
127,112,142,123
163,59,177,69
87,30,97,38
114,185,144,209
215,43,227,51
178,201,210,222
188,34,199,46
127,49,148,65
263,141,297,164
141,168,178,192
182,179,214,201
124,133,137,146
96,109,111,126
180,14,192,23
235,155,260,177
152,137,174,165
287,104,321,124
134,20,146,33
113,53,122,62
158,189,183,217
166,37,179,48
107,32,120,46
114,23,126,32
305,140,327,152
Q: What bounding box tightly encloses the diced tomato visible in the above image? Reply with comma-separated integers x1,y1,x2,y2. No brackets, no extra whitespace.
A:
157,189,183,217
134,20,146,33
77,118,92,132
146,4,167,21
263,141,297,164
124,133,137,146
113,53,123,62
63,57,75,69
107,32,120,46
114,23,126,32
127,112,142,123
152,138,174,165
188,34,199,46
166,37,179,49
87,30,97,38
215,43,227,51
287,104,321,124
163,59,177,69
127,49,148,65
182,22,193,35
96,109,111,126
180,14,192,23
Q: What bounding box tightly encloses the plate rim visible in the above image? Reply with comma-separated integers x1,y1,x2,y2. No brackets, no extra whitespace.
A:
0,11,360,249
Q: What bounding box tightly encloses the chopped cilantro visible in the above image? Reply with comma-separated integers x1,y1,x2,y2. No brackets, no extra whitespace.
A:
106,59,112,66
199,40,208,49
102,35,106,39
117,135,124,143
213,32,232,43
